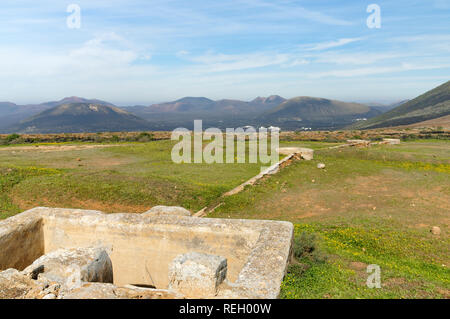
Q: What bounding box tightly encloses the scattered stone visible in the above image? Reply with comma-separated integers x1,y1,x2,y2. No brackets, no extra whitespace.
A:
277,147,314,161
317,163,326,169
143,206,192,217
431,226,441,235
0,269,44,299
23,246,113,286
168,252,227,298
347,139,370,146
63,282,184,299
63,283,117,299
382,138,401,145
117,285,184,299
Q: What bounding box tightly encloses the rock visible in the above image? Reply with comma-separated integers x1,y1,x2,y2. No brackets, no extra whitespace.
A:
63,283,117,299
168,252,227,298
299,148,314,161
63,282,184,299
431,226,441,235
277,147,314,160
0,269,43,299
142,206,192,217
317,163,326,169
116,285,185,299
22,246,113,286
42,293,56,299
382,138,401,145
347,139,371,147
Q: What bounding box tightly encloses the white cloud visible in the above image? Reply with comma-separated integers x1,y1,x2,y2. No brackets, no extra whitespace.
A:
314,52,405,65
301,38,364,51
307,63,450,79
237,0,353,26
184,51,292,72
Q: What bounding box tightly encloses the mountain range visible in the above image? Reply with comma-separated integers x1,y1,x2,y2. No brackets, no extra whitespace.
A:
1,81,448,133
124,95,286,117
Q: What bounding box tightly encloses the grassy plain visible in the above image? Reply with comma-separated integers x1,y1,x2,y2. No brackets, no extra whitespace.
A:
0,137,448,298
0,140,267,217
210,140,450,298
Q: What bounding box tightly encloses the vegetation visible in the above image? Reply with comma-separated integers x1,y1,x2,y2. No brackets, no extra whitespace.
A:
210,140,450,298
0,140,267,214
0,135,448,299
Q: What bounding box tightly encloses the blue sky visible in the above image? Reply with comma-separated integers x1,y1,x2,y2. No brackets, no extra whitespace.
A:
0,0,449,105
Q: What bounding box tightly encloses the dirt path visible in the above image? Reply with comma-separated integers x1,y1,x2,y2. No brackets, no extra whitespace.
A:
0,144,124,152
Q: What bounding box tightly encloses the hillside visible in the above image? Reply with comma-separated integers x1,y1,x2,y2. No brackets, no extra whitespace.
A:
260,96,380,129
11,103,151,133
142,95,285,115
369,100,410,112
394,114,450,129
352,81,450,129
147,97,215,113
0,97,116,130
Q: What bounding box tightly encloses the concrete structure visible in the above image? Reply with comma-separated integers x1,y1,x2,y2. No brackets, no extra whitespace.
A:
277,147,314,160
0,207,293,299
168,252,227,298
381,138,401,145
223,147,314,197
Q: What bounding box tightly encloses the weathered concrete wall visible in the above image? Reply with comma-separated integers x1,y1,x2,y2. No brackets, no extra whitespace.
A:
42,211,259,289
0,211,44,271
0,207,294,298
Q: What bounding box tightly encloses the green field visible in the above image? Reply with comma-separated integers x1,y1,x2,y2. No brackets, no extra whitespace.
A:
0,140,268,218
210,139,450,298
0,139,448,298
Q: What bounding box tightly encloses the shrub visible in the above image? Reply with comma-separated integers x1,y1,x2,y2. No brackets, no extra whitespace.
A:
292,232,327,263
5,133,20,143
137,132,154,142
287,262,310,276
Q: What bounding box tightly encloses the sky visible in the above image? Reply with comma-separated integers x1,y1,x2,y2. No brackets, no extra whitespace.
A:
0,0,449,105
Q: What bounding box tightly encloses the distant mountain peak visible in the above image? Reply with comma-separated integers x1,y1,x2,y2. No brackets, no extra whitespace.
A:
260,96,377,127
251,95,286,105
41,97,116,108
11,102,150,133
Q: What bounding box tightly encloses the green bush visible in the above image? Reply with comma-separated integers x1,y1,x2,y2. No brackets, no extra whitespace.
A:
5,134,20,143
287,262,310,276
137,132,154,142
292,232,327,263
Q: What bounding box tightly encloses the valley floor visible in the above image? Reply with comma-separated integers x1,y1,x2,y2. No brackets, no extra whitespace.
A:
0,138,448,298
210,139,450,298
